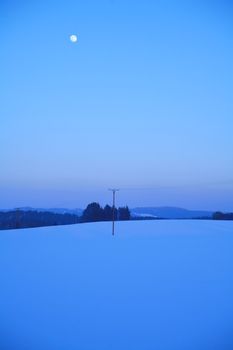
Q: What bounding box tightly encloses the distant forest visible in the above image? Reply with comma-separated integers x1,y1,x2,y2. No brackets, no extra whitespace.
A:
0,202,131,230
0,210,79,230
212,212,233,220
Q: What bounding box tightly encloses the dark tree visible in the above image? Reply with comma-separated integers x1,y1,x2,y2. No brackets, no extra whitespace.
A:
118,206,131,221
103,205,112,221
82,202,104,222
213,211,233,220
213,211,223,220
113,207,118,221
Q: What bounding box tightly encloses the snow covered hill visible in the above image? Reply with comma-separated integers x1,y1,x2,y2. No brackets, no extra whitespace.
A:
0,220,233,350
131,206,213,219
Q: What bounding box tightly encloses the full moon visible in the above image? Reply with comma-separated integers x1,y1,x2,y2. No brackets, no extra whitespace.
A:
70,34,78,43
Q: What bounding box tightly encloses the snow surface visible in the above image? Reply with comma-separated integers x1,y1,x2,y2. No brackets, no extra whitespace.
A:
0,220,233,350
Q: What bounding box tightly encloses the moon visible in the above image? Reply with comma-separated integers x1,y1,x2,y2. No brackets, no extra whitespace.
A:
70,34,78,43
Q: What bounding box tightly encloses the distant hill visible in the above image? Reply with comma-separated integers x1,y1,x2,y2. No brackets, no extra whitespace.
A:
131,207,213,219
10,207,83,216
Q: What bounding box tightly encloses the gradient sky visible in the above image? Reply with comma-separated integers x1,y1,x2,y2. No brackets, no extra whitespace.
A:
1,0,233,210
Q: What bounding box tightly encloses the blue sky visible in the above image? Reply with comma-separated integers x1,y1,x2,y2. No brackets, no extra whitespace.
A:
1,0,233,210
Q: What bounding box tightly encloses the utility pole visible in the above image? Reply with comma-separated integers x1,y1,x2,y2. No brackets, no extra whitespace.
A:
108,189,119,236
15,208,21,229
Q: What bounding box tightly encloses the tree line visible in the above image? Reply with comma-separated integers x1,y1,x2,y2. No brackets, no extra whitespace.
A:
0,202,131,230
212,212,233,220
81,202,130,222
0,210,79,230
1,206,232,230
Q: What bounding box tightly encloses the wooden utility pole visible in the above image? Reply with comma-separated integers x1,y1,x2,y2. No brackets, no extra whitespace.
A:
108,189,119,235
15,208,21,229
